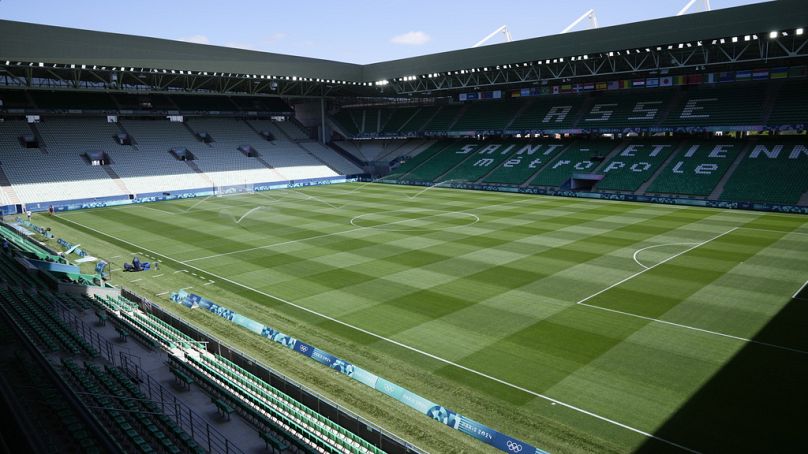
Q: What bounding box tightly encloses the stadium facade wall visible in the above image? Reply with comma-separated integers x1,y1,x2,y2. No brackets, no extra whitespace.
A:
4,175,358,214
377,179,808,215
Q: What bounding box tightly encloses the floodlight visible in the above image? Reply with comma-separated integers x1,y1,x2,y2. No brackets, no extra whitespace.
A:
732,36,738,43
744,35,751,41
769,31,778,38
797,28,804,35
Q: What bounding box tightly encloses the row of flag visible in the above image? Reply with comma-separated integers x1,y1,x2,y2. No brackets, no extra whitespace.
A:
501,65,805,99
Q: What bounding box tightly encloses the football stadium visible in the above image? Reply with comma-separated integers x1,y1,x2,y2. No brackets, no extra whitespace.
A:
0,1,807,453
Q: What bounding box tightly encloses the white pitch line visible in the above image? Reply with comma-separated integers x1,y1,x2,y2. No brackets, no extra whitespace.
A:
153,274,164,278
54,214,698,453
577,227,738,306
203,282,215,286
155,291,169,296
577,302,808,355
174,270,188,274
110,255,121,259
183,195,545,263
632,242,699,269
794,279,808,300
131,278,142,283
739,226,808,237
136,203,177,215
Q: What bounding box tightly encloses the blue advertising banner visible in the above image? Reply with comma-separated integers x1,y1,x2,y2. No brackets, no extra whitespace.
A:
169,290,548,454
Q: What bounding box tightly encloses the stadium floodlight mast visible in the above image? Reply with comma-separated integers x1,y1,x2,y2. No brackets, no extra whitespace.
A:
561,9,599,34
472,25,513,48
676,0,711,16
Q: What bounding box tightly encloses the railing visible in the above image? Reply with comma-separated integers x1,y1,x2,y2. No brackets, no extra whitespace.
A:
124,289,424,454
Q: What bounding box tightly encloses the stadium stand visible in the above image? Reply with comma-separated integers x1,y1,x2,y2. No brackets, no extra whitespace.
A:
529,141,619,187
397,105,441,134
381,107,419,134
482,141,570,185
646,140,743,196
595,140,680,192
719,138,808,204
450,101,523,132
4,118,126,203
399,142,478,182
113,119,213,192
440,141,557,183
577,91,673,130
508,96,586,132
663,84,768,128
766,81,808,127
421,105,464,133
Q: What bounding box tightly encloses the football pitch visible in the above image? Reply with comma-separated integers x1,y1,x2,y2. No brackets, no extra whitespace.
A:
41,182,808,453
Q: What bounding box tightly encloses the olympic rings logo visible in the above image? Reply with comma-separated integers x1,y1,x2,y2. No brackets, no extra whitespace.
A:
506,441,523,452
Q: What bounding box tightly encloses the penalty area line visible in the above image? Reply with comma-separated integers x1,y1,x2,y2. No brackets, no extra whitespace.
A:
579,226,808,355
54,214,698,453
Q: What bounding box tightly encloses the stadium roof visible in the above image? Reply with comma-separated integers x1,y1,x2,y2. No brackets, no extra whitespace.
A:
1,0,806,84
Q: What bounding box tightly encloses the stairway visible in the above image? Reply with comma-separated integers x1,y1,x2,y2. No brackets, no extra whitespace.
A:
27,123,48,154
635,141,690,195
0,164,22,205
252,156,288,181
708,138,757,200
101,166,133,195
183,161,215,187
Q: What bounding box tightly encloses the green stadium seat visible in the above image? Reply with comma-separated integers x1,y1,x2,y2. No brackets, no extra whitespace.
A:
720,138,808,204
595,141,679,192
647,140,742,196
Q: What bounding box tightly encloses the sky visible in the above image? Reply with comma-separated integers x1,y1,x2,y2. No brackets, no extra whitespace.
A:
0,0,771,64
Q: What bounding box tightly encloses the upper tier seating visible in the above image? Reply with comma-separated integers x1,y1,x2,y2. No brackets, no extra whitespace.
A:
421,105,464,132
381,107,419,133
450,102,522,131
508,96,586,132
766,81,808,127
577,91,673,130
399,105,441,133
663,84,768,128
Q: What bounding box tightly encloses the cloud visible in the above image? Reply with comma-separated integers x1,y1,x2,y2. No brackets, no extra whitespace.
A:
179,34,210,45
390,31,431,45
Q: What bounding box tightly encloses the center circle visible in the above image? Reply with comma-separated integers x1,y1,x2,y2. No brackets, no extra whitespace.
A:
350,209,479,231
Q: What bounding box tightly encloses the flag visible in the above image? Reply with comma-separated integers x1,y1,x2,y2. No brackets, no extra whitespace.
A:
620,80,631,89
769,67,788,79
552,86,560,95
719,72,735,83
607,80,619,90
632,79,646,87
736,70,752,80
511,90,521,98
596,81,608,91
687,74,703,85
646,78,659,88
752,69,769,80
789,65,807,78
673,75,687,85
660,76,673,87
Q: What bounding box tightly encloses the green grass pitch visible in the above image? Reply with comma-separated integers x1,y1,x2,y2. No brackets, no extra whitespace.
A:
36,183,808,453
